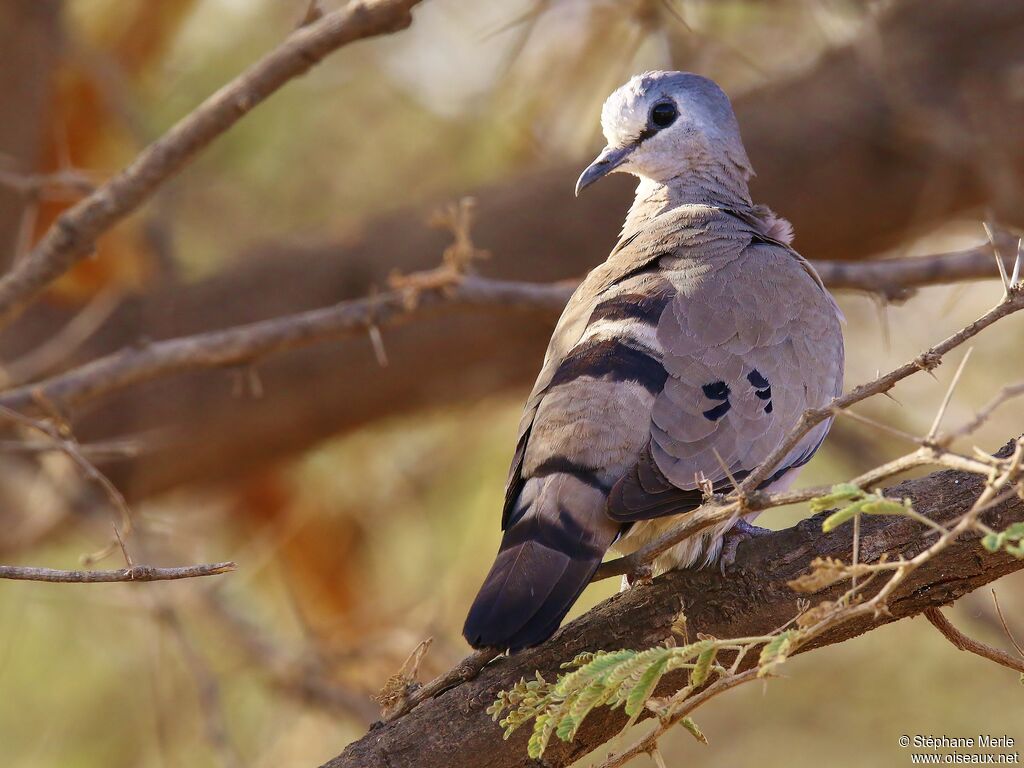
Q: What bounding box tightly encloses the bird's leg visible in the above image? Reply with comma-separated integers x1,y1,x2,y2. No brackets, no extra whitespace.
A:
719,518,773,575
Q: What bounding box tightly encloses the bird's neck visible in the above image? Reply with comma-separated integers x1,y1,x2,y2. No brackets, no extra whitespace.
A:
622,165,753,236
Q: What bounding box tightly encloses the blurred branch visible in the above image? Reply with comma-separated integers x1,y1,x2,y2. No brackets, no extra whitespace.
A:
0,403,139,564
0,0,423,328
0,286,122,387
324,448,1024,768
814,240,1020,300
0,561,236,582
0,274,570,415
0,168,98,200
155,604,244,768
202,590,380,723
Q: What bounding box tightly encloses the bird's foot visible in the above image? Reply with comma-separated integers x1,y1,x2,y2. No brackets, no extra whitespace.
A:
622,563,654,590
719,519,773,575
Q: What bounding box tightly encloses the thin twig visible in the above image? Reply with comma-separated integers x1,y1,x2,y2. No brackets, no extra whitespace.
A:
0,404,136,563
944,379,1024,444
0,275,573,415
0,286,122,387
990,590,1024,658
924,607,1024,675
0,562,236,582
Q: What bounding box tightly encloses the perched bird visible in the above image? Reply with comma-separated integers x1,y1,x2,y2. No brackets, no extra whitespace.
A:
463,71,844,651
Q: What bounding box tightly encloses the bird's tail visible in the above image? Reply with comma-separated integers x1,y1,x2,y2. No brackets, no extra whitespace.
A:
463,475,617,651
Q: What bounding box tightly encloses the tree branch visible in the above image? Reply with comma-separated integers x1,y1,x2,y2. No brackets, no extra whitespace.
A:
0,275,570,414
0,561,236,582
323,447,1024,768
0,0,423,328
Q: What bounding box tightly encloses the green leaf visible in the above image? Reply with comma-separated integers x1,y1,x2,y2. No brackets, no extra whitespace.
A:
527,713,554,759
665,639,715,671
679,717,709,745
624,656,670,724
551,697,579,743
606,649,669,709
758,630,796,677
553,649,634,697
809,483,863,513
983,533,1002,552
564,680,616,741
821,499,871,532
1002,522,1024,540
860,498,910,515
689,645,718,687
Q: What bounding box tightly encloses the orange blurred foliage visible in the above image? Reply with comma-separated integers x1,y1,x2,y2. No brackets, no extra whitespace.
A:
33,0,197,303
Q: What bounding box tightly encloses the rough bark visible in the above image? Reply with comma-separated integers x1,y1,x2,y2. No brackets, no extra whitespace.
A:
3,0,1023,498
324,449,1024,768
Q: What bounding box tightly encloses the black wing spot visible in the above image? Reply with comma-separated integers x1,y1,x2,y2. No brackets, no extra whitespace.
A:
702,381,730,400
747,369,769,388
702,401,731,421
747,369,773,413
701,380,731,421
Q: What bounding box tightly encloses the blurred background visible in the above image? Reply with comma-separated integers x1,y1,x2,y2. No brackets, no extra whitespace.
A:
1,0,1023,766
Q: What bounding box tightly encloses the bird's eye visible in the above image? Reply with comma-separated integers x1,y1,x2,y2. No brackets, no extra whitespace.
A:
650,101,678,129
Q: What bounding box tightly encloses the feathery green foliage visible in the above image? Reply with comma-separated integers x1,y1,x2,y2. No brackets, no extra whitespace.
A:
491,628,805,759
981,522,1024,558
489,641,721,759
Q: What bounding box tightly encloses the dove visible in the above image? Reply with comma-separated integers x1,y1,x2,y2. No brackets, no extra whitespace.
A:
463,71,844,651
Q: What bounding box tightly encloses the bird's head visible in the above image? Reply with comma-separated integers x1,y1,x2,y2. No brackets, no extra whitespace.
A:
575,71,753,197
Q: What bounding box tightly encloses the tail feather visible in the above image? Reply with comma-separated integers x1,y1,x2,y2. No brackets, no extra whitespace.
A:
463,475,617,651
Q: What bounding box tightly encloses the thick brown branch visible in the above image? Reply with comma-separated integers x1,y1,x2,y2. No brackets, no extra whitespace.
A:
323,447,1024,768
0,561,236,582
0,0,422,328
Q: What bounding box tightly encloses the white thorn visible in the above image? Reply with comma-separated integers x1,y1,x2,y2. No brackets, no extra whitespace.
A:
1011,238,1022,288
983,221,1010,295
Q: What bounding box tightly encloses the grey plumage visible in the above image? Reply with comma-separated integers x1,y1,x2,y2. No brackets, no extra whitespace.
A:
464,71,844,651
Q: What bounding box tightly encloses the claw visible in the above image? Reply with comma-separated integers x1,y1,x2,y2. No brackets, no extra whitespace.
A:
718,519,773,575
